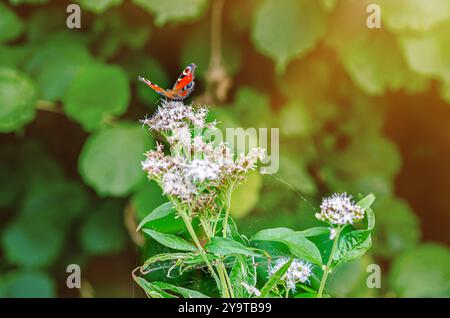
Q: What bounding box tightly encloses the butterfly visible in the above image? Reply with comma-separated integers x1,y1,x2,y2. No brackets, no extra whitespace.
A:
138,63,197,101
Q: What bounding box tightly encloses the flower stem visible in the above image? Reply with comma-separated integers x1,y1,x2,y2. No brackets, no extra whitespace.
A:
200,215,234,298
317,226,341,298
221,185,234,238
178,211,224,295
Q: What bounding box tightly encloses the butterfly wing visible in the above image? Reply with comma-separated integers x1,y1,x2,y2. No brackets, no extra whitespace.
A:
138,76,170,98
172,63,196,93
138,63,196,101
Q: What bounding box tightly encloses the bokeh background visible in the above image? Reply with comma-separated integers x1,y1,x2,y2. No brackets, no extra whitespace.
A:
1,0,450,297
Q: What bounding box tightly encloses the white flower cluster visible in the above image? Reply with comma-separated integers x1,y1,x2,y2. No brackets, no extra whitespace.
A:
141,100,210,131
316,193,364,225
268,258,312,292
141,100,265,206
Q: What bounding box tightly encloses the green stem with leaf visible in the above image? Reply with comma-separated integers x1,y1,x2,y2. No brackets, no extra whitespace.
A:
317,226,341,298
221,184,234,238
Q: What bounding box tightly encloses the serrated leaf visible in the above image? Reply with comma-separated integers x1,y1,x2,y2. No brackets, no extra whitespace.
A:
78,123,153,197
251,0,326,72
332,229,372,267
205,237,260,257
0,67,37,132
62,63,130,131
252,228,322,265
133,0,209,27
143,229,197,252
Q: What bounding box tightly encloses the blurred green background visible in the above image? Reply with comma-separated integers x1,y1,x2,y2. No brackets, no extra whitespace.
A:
0,0,449,297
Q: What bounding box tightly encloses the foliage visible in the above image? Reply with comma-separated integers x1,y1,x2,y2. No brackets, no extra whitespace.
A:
0,0,449,298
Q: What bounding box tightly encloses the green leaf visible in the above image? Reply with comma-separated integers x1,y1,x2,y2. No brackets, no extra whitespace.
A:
230,171,262,219
258,258,293,298
301,227,330,238
34,44,93,101
251,0,326,72
400,22,450,81
326,257,375,297
378,0,450,32
1,215,65,268
137,202,176,231
62,63,130,131
373,197,420,257
133,0,209,27
205,237,260,257
180,24,242,78
0,45,28,68
79,200,126,255
337,32,425,96
332,230,372,267
278,155,317,195
9,0,49,4
294,292,317,298
76,0,123,13
0,67,37,132
0,3,23,43
152,282,209,298
356,193,376,212
252,228,322,265
278,101,314,137
20,179,89,229
143,229,197,252
78,123,153,197
230,87,271,128
141,252,215,273
0,270,55,298
389,244,450,297
230,255,257,298
133,277,177,298
132,182,185,234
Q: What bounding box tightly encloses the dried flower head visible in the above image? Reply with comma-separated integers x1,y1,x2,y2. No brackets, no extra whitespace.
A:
268,258,312,292
316,193,364,225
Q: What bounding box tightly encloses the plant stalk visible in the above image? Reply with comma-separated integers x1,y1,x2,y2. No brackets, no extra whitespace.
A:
221,185,234,238
317,226,341,298
178,210,224,295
